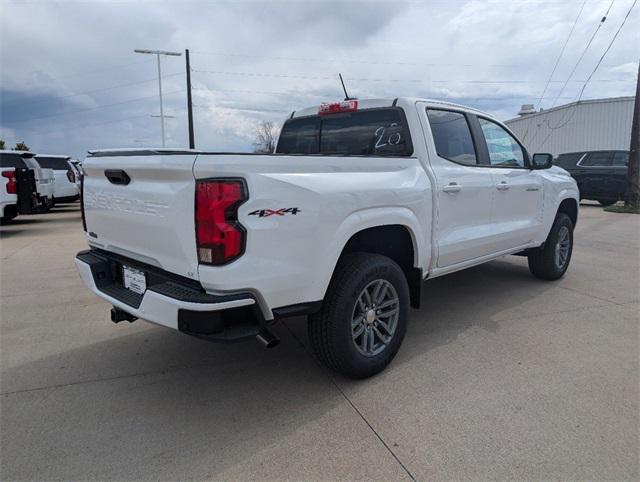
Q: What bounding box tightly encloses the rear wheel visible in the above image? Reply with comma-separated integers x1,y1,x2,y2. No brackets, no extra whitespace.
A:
308,253,409,378
528,212,573,280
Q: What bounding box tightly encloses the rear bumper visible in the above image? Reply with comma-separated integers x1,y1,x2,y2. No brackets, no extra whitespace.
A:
75,249,263,342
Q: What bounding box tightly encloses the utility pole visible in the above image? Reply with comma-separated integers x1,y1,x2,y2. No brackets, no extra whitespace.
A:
626,60,640,207
185,49,195,149
134,49,182,147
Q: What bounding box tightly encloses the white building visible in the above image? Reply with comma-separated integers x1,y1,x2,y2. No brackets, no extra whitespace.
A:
504,96,634,157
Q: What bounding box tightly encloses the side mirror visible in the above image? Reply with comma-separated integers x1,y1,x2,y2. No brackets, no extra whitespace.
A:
531,153,553,170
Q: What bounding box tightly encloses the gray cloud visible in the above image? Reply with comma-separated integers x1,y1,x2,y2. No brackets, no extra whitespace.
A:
1,0,638,158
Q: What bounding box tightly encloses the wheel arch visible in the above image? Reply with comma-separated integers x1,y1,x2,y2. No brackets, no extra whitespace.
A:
321,209,428,309
557,196,578,227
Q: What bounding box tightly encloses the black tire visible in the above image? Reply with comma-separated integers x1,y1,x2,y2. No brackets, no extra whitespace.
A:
597,199,616,207
528,212,574,280
308,252,409,379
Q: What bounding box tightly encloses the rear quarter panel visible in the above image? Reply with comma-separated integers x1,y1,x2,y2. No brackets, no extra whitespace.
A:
194,154,431,315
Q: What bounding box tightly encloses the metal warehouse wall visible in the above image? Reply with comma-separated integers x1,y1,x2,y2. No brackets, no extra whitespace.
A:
504,96,634,157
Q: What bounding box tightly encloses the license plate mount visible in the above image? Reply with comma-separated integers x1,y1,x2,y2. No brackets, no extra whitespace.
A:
122,265,146,295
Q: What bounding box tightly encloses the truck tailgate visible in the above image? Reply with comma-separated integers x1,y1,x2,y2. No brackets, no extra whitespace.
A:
82,153,199,280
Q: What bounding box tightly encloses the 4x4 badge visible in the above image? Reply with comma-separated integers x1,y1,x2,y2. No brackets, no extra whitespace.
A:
248,207,301,217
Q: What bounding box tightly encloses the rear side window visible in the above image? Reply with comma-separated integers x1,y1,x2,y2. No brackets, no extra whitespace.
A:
0,153,28,169
276,108,412,157
612,151,629,166
426,109,477,165
36,157,71,170
580,152,612,167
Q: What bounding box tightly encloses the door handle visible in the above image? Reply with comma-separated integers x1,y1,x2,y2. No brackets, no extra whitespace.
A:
496,181,510,191
105,169,131,185
443,182,462,193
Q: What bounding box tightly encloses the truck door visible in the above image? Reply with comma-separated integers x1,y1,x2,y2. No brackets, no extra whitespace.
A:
422,107,497,268
474,116,543,250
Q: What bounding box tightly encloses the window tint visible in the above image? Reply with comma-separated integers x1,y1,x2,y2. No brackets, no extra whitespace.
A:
276,117,320,155
612,151,629,166
36,157,70,170
555,152,584,169
276,108,412,156
426,109,477,165
478,118,525,167
0,153,28,169
581,152,612,167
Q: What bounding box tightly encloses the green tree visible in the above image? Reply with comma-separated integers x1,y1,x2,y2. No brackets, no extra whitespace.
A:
0,139,5,149
13,141,30,151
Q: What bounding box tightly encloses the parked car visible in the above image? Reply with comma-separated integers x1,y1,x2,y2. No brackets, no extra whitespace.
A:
35,154,80,203
75,98,579,378
1,151,48,219
22,155,55,211
554,150,629,206
0,150,53,214
0,159,19,223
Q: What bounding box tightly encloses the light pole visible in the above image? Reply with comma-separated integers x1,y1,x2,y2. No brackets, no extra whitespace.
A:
134,49,182,147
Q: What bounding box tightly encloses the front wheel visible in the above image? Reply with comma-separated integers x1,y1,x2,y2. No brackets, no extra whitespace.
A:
308,253,409,379
528,212,574,280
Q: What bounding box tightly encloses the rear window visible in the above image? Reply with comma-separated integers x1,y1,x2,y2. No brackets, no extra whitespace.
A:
0,153,28,169
36,157,71,170
276,107,413,157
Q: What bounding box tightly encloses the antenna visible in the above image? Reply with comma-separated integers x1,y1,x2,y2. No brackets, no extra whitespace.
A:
339,73,354,101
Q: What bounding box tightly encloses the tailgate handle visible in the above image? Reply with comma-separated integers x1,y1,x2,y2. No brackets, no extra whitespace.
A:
105,169,131,185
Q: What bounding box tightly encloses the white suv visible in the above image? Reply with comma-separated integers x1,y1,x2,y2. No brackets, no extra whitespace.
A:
36,155,80,203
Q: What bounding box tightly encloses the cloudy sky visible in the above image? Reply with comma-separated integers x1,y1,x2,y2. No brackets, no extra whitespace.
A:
1,0,638,158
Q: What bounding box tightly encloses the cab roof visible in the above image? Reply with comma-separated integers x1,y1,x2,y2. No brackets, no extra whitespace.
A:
290,97,495,120
35,154,71,160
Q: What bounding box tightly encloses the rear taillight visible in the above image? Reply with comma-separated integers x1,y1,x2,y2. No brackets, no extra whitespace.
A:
80,173,87,231
2,170,17,194
195,179,247,265
67,169,76,183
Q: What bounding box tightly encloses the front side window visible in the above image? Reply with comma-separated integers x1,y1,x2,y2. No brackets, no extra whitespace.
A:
580,151,612,167
478,118,525,167
276,108,412,157
426,109,477,165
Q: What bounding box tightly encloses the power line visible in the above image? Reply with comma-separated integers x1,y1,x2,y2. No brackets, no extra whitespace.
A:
191,50,511,68
192,85,579,102
537,0,638,149
526,0,618,148
575,0,637,101
521,0,587,143
24,114,151,136
8,90,185,124
2,73,184,108
547,0,616,108
536,0,588,110
25,58,154,81
191,68,632,84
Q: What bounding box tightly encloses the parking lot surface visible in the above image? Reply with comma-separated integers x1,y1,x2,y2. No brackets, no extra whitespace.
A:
1,203,638,480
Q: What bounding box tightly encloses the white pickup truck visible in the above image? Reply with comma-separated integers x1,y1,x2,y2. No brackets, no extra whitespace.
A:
76,98,579,378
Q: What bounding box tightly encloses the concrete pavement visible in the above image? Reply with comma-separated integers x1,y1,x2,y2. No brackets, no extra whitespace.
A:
1,203,638,480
